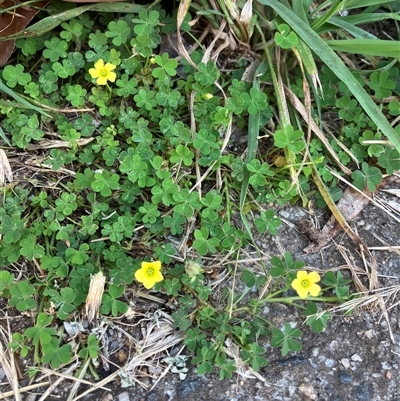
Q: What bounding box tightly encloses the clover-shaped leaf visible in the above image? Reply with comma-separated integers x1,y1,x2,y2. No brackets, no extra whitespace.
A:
2,64,31,88
377,147,400,174
273,125,305,153
43,38,68,62
241,87,269,115
274,24,298,49
368,71,395,99
91,170,120,197
195,62,220,86
105,20,131,46
351,162,382,191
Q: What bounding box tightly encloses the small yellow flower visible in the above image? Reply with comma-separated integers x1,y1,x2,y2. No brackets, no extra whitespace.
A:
135,261,164,289
291,271,321,299
149,57,156,64
89,59,117,85
202,93,214,100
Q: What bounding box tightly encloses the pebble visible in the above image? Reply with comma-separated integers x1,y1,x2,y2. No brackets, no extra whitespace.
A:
117,392,130,401
176,377,203,397
351,382,375,400
325,359,335,368
340,358,350,369
145,393,158,401
338,371,352,384
351,353,362,362
298,382,316,400
279,210,291,219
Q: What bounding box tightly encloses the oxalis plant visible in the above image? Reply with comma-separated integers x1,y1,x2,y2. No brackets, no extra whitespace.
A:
0,0,398,381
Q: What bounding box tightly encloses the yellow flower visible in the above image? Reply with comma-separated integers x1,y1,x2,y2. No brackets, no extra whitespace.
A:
291,271,321,299
135,261,164,289
89,59,117,85
202,93,214,100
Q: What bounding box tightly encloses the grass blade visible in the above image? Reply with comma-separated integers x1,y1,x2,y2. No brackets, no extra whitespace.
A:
325,39,400,57
0,79,52,118
0,3,145,41
257,0,400,152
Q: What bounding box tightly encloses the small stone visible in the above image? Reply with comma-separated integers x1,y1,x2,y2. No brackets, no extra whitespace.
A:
351,382,375,400
279,210,290,219
381,361,391,370
386,371,392,380
298,383,316,400
338,371,353,384
117,349,128,363
340,358,350,369
325,359,335,368
118,392,130,401
351,353,362,362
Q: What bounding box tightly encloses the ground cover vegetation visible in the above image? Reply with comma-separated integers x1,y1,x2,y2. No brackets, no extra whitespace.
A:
0,0,399,383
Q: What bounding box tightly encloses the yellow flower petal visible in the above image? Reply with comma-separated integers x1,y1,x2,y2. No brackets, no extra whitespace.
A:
106,71,116,82
296,271,308,281
94,59,105,70
96,76,108,85
104,62,116,72
307,271,321,284
89,67,100,79
135,268,148,283
308,283,321,297
295,285,309,299
142,261,161,270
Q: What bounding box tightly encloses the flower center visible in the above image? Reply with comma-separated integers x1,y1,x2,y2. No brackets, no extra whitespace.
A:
100,69,108,77
147,268,154,276
301,279,309,288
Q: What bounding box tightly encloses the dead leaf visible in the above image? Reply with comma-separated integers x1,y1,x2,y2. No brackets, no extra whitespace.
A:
0,0,49,66
300,184,373,254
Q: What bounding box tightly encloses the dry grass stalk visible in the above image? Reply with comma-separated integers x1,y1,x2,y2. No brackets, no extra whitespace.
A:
0,382,50,400
37,362,80,401
0,315,21,401
69,315,185,401
336,243,368,293
0,149,13,185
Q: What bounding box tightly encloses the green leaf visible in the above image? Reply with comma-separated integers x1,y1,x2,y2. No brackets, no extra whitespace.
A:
43,38,68,62
2,64,31,88
377,147,400,174
275,24,298,48
105,20,131,46
195,62,220,86
79,334,100,359
19,236,45,260
351,162,382,191
270,323,302,356
254,210,281,235
42,340,72,369
368,71,395,99
273,125,305,153
241,269,256,287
